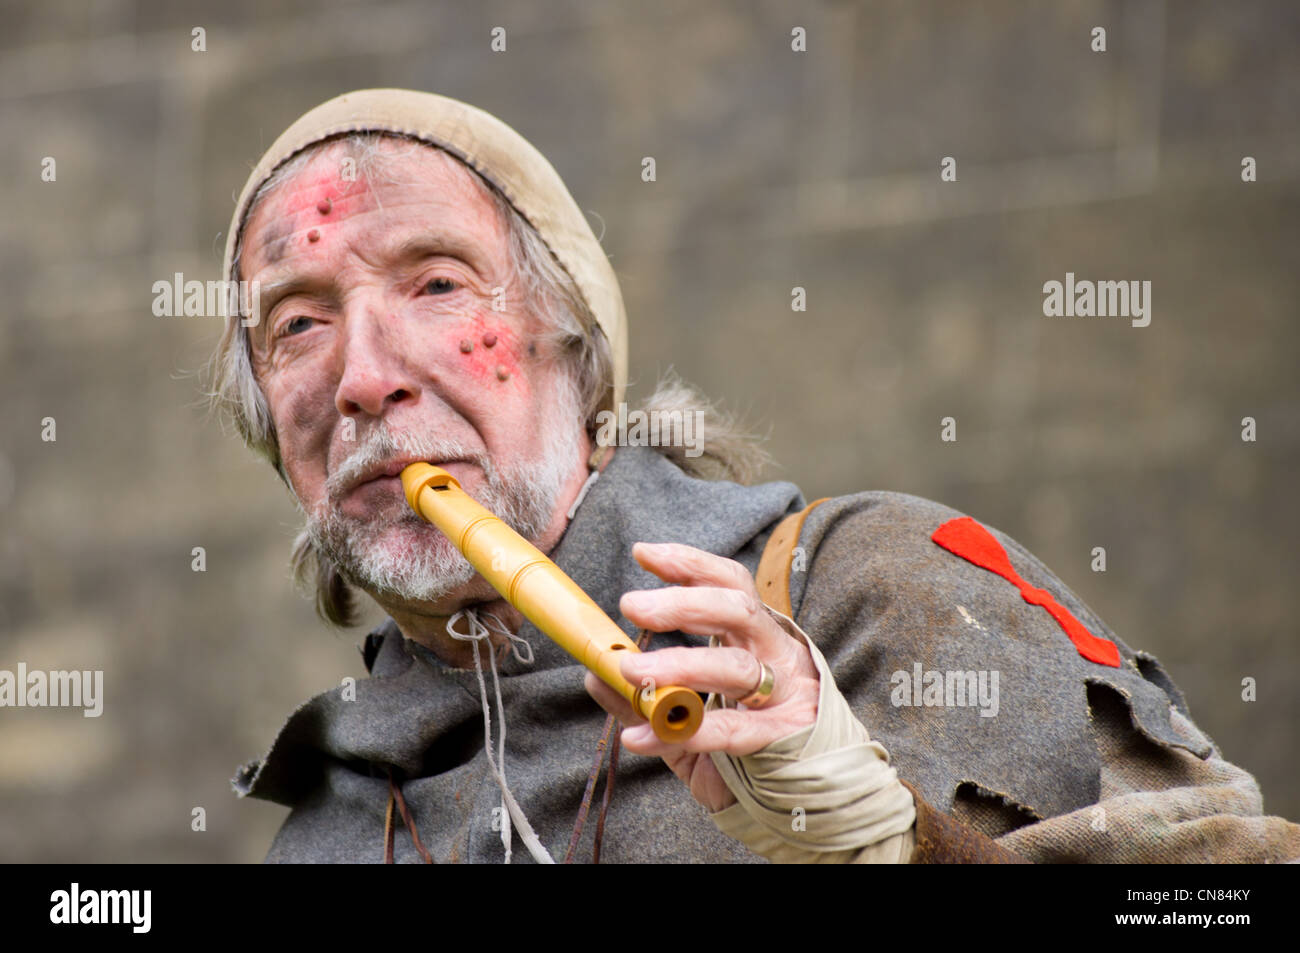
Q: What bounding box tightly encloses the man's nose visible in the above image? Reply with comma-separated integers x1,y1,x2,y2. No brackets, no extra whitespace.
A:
333,304,418,419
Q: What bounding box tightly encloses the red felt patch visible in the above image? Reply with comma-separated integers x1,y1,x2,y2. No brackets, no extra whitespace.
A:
931,516,1120,667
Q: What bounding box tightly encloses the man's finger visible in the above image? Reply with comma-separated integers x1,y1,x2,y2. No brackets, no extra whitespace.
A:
620,705,813,759
620,584,787,654
618,645,768,701
632,542,756,595
583,670,645,726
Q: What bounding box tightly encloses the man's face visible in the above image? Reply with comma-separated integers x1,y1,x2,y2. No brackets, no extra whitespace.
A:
239,138,585,606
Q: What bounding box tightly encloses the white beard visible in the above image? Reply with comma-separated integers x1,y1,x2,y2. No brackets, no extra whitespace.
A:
302,374,585,604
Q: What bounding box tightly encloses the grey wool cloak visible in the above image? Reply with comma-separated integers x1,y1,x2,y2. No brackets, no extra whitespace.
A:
233,444,1300,863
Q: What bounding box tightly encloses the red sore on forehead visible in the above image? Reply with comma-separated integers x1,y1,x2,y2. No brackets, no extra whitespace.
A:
266,159,369,219
244,157,373,267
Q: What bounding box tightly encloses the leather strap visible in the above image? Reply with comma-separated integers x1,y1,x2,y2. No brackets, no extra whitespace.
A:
901,780,1030,863
755,498,830,616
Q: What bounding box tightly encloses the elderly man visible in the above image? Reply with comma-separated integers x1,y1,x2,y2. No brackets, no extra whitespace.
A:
217,89,1300,863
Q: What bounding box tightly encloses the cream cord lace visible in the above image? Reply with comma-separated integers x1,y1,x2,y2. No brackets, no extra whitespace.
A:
446,608,555,864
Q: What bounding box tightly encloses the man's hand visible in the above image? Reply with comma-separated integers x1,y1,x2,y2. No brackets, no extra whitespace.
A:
583,541,821,813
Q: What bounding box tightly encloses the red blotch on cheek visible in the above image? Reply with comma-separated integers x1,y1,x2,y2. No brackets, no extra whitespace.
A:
448,314,527,387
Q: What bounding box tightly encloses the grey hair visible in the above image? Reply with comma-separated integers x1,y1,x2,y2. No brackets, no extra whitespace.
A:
631,368,771,485
208,132,771,626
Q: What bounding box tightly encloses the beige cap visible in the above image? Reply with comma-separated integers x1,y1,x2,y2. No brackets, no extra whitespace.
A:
221,88,626,412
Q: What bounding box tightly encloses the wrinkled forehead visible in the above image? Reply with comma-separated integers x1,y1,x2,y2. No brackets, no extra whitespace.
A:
237,136,500,279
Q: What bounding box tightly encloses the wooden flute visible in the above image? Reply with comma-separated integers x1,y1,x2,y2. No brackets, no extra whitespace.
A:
400,462,704,743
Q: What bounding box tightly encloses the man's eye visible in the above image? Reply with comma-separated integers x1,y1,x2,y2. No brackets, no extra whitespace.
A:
283,315,314,336
423,277,457,295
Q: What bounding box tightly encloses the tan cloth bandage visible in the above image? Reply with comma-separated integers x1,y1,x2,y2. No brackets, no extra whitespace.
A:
708,607,917,863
